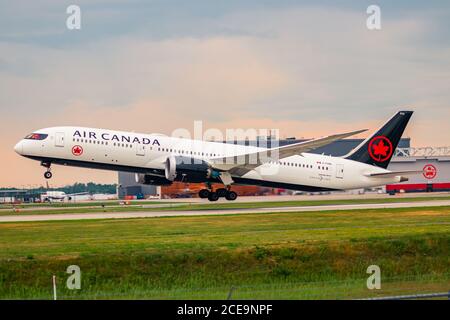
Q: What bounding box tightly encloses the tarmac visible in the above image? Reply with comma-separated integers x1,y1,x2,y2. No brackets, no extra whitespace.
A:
1,199,449,223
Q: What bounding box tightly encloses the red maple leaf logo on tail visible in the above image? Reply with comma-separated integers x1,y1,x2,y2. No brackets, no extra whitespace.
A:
372,140,389,158
368,136,393,162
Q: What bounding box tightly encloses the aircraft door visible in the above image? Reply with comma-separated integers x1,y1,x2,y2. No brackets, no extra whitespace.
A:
55,132,65,147
336,164,344,179
136,144,145,156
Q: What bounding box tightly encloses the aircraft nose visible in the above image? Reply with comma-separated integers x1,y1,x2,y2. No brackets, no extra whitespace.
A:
14,141,23,155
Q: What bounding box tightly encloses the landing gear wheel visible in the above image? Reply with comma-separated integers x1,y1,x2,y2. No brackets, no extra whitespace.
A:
216,188,227,197
41,162,52,179
207,192,219,202
199,189,210,199
225,191,237,201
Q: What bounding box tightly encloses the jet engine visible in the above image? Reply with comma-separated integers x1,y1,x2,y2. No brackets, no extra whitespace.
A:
164,156,221,183
165,156,177,181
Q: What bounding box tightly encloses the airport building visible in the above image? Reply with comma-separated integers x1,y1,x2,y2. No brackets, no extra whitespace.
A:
387,147,450,193
0,190,43,203
117,137,450,198
118,172,157,199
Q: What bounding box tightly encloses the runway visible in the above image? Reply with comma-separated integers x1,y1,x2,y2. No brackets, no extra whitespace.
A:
1,199,450,222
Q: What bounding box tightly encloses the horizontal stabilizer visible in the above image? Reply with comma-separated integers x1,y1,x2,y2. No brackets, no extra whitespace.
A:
365,170,423,178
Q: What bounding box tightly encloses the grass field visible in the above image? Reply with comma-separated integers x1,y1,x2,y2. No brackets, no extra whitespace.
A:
0,206,449,299
1,195,450,216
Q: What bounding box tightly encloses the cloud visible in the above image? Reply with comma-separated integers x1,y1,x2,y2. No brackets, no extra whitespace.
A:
1,4,449,186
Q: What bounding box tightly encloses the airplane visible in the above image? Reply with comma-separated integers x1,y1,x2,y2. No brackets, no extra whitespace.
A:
14,111,420,201
40,191,89,202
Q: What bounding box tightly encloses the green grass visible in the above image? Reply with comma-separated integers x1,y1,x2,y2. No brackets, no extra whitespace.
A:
0,206,449,299
1,195,450,216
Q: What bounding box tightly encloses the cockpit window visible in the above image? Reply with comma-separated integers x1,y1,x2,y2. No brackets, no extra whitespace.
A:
24,133,48,140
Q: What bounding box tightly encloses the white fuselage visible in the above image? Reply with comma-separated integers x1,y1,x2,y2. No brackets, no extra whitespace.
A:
14,126,402,191
40,191,68,202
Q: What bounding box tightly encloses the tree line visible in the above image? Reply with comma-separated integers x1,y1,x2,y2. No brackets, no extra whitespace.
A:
0,183,117,194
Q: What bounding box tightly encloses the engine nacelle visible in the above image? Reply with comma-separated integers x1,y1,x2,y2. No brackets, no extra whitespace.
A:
165,156,177,181
135,173,173,186
163,156,220,183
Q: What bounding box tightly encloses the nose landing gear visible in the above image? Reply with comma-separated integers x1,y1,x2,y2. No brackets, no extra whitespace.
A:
41,162,52,179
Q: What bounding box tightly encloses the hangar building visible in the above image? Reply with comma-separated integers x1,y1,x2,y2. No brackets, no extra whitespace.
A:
387,147,450,193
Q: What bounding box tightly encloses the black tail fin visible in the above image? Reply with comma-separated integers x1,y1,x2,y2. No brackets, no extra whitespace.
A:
344,111,413,169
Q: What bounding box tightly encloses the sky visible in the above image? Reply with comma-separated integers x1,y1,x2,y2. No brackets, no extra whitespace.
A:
0,0,449,187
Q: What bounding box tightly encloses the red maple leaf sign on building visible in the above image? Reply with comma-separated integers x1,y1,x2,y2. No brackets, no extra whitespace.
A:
423,164,437,180
72,145,83,156
368,136,393,162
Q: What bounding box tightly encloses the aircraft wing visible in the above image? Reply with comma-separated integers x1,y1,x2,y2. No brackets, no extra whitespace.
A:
66,192,90,197
210,129,367,176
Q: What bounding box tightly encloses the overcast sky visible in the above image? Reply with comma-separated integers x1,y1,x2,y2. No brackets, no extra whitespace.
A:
0,0,449,187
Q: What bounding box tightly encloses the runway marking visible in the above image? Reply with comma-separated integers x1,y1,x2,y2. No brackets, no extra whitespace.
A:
1,200,450,223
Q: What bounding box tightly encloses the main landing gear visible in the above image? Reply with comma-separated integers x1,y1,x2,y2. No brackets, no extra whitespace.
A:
198,185,238,201
41,162,52,179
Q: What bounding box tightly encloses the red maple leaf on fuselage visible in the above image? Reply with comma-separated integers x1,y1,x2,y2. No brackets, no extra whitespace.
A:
372,140,389,158
73,146,82,155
